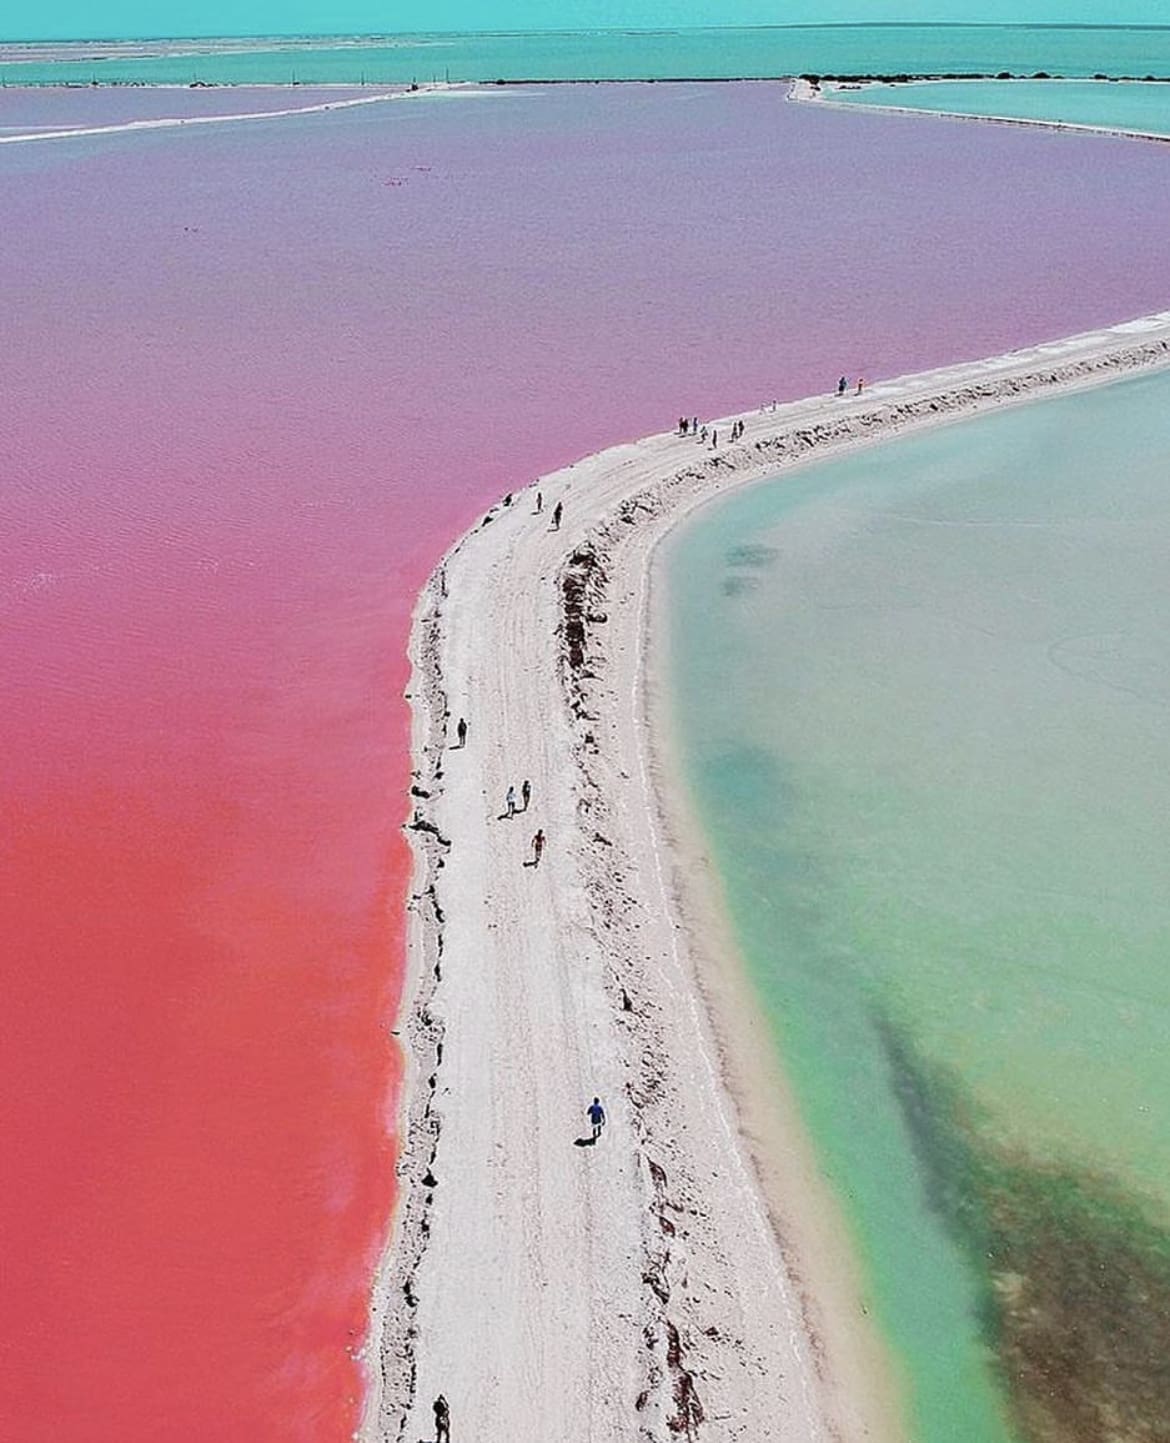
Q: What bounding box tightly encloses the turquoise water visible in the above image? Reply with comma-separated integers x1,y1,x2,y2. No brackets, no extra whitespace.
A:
836,77,1170,137
6,26,1170,86
666,370,1170,1442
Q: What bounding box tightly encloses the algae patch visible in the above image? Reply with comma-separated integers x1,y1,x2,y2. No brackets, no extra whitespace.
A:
881,1020,1170,1443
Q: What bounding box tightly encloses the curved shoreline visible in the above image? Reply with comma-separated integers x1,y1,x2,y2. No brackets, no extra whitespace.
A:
792,75,1170,145
363,310,1170,1442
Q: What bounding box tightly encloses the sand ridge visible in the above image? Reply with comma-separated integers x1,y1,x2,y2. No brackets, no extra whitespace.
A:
363,311,1170,1443
0,82,494,147
792,75,1170,146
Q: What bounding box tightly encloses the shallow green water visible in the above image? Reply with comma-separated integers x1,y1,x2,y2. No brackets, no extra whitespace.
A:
666,369,1170,1442
836,77,1170,137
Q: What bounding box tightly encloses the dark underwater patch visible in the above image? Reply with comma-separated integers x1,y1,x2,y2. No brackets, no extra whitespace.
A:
878,1018,1170,1443
721,573,760,597
726,542,779,568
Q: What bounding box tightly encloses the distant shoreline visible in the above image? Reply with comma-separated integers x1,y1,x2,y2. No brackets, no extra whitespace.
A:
4,70,1170,91
793,75,1170,146
0,84,498,146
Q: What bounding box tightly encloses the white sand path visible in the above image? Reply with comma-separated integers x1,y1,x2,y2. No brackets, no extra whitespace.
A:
0,83,492,147
365,310,1170,1443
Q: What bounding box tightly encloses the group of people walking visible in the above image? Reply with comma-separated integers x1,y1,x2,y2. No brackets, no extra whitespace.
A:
453,728,546,867
503,779,531,817
677,415,747,446
678,378,872,454
532,488,563,531
501,782,543,864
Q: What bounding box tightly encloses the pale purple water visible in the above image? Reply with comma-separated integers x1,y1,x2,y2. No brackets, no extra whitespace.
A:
4,81,1170,1442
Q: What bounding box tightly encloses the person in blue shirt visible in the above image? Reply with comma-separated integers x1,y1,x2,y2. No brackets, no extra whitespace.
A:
587,1097,606,1142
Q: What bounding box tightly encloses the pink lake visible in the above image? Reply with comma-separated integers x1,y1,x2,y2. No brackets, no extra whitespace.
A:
3,82,1169,1443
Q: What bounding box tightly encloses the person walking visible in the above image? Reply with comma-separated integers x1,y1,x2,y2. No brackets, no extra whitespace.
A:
505,784,517,818
455,717,467,748
551,500,563,531
434,1394,450,1443
837,375,847,396
521,779,531,812
587,1097,606,1142
535,489,543,514
531,828,545,867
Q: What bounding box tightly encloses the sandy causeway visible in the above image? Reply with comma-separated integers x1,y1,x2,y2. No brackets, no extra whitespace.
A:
361,310,1170,1443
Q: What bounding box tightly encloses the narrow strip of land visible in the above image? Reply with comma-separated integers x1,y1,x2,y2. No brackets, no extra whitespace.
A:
0,84,486,146
793,75,1170,145
365,311,1170,1443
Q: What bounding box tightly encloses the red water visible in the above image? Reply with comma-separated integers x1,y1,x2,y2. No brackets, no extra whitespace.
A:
4,84,1170,1441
